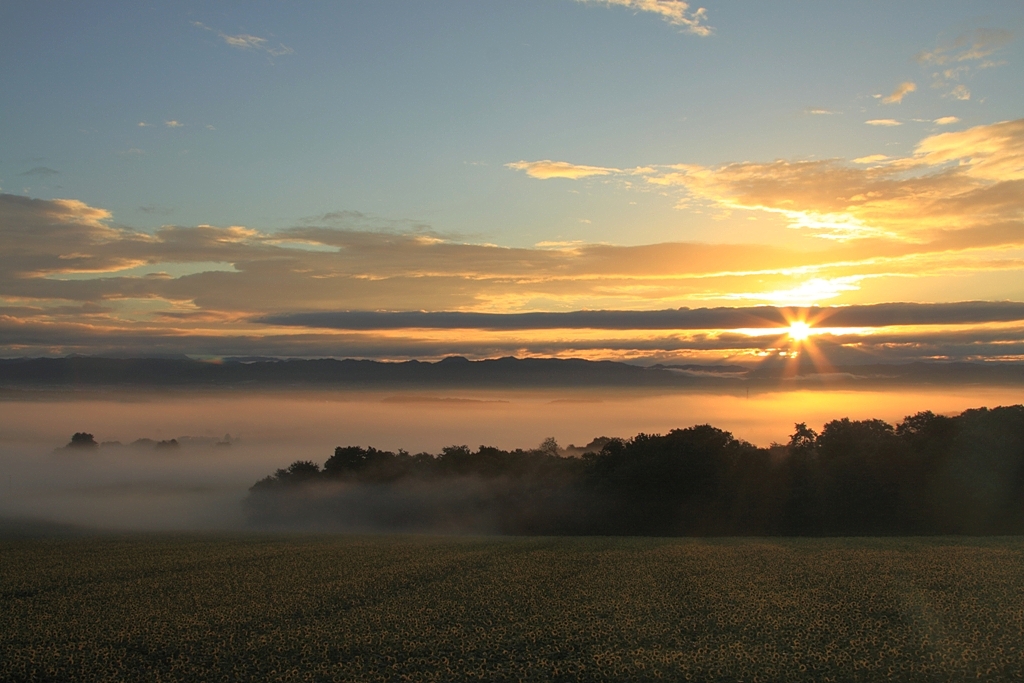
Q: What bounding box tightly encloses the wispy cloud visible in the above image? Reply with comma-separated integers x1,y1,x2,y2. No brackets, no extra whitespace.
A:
576,0,712,35
506,160,621,180
881,81,916,104
806,108,839,115
219,33,264,49
865,119,902,126
219,32,294,57
946,85,970,101
164,120,183,128
852,155,888,164
192,19,294,57
920,28,1011,100
934,116,960,126
916,28,1013,66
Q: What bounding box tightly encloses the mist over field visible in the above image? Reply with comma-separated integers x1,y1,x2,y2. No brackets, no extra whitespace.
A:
3,385,1023,533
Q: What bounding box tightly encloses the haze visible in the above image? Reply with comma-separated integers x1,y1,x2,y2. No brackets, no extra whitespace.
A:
2,386,1022,531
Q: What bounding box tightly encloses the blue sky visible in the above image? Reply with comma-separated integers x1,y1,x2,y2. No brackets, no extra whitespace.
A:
2,1,1024,361
4,1,1020,243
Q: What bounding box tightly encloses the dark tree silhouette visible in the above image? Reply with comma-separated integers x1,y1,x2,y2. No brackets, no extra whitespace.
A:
67,432,98,449
246,404,1024,536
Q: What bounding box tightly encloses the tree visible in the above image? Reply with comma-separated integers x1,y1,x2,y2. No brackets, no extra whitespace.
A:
324,446,369,475
538,437,560,456
67,432,98,449
788,423,818,454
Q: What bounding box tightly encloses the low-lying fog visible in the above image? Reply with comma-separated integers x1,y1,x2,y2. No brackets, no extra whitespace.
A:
1,385,1021,531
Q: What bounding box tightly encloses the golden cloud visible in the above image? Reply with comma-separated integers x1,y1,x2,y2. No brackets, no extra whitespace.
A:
506,160,621,179
915,119,1024,181
518,119,1024,245
4,119,1024,358
881,81,916,104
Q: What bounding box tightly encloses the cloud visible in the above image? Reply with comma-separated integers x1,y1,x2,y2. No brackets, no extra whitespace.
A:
919,29,1011,101
916,28,1013,66
935,116,960,126
6,309,1024,366
807,109,838,115
577,0,712,35
914,119,1024,181
506,160,621,180
219,32,294,57
193,20,294,57
517,119,1024,245
882,81,916,104
5,119,1024,360
19,167,59,178
260,301,1024,332
220,33,266,49
164,120,183,128
138,122,151,127
865,119,902,126
946,85,970,101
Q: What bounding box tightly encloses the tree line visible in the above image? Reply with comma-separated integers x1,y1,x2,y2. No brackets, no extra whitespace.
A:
246,405,1024,535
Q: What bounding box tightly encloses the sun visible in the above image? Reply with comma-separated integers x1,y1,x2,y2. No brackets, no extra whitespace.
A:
787,321,812,342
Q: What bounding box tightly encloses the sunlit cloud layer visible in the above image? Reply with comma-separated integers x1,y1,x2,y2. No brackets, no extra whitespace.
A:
512,119,1024,242
263,302,1024,332
3,117,1024,363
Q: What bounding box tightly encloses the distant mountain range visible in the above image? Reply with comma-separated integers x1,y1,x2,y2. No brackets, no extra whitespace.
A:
2,356,1024,389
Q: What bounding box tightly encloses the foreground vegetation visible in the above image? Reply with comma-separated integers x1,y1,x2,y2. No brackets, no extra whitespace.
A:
249,405,1024,535
2,535,1023,682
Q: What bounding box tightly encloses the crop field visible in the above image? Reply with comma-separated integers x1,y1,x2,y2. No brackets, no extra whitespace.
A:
2,536,1023,682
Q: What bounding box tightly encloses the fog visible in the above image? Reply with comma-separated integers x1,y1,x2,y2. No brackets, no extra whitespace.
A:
2,385,1022,531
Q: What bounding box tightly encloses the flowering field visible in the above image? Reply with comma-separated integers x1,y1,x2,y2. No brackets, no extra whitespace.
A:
2,535,1023,681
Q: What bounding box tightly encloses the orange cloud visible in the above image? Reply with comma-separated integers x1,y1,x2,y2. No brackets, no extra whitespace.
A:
519,119,1024,245
881,81,916,104
506,160,621,179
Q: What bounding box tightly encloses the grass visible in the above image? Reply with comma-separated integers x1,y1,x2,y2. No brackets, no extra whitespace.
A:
2,535,1023,681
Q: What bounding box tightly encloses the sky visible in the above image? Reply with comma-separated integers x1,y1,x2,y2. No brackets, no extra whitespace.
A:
2,0,1024,364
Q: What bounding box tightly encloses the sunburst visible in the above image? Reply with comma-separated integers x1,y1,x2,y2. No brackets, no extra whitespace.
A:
787,321,812,342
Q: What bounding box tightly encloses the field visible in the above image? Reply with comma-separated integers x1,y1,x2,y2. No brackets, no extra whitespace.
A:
2,536,1023,682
